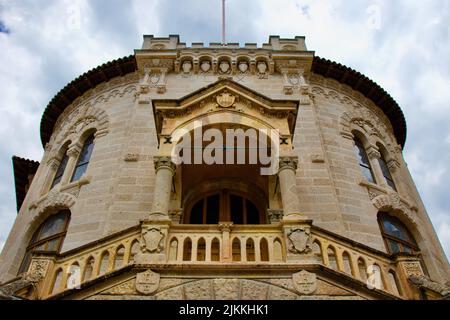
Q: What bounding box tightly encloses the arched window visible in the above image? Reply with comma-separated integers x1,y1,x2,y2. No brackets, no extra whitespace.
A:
378,213,418,254
353,138,376,183
18,210,70,274
51,152,69,189
71,135,95,182
187,190,263,225
378,155,396,190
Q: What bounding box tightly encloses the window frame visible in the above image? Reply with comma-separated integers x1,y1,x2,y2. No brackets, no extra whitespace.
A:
185,189,265,225
18,211,71,274
51,152,70,189
353,137,376,184
71,135,95,182
378,154,397,191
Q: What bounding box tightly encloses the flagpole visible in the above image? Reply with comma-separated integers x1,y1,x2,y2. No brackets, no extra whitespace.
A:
222,0,226,45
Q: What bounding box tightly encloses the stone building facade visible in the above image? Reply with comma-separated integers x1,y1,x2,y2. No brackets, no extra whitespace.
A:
0,35,449,300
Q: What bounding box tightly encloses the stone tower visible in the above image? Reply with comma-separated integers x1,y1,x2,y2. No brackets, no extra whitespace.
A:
0,35,449,300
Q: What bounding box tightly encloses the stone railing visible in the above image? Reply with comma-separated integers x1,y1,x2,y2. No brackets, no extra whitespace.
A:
24,221,425,300
36,226,141,299
310,226,424,299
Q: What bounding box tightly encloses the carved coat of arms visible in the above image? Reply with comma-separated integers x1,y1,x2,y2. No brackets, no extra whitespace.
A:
136,270,160,295
288,228,312,254
216,92,235,108
293,270,317,295
141,227,165,253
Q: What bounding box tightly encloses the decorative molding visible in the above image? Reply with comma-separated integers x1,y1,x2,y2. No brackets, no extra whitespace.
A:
51,80,137,144
409,275,450,296
311,154,325,164
124,153,139,162
30,189,76,216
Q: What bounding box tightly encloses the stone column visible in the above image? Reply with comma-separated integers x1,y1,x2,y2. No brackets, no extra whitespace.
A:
278,157,303,220
366,145,387,187
150,156,176,221
41,158,61,195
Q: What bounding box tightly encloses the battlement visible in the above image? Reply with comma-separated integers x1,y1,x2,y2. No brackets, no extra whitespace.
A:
141,35,308,51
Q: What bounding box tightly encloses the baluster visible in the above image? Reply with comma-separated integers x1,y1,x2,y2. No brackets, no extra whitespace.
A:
190,238,197,262
350,254,361,279
268,238,275,262
255,237,261,263
321,242,329,266
336,249,345,272
177,237,184,262
241,237,246,262
59,265,70,291
205,238,212,262
123,242,132,265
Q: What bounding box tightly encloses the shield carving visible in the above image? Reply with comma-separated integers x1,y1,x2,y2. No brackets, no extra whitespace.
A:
216,92,236,108
136,270,160,295
142,228,164,253
293,270,317,295
288,228,312,254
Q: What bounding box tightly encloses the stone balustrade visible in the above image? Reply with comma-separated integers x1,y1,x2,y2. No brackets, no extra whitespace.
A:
28,222,422,300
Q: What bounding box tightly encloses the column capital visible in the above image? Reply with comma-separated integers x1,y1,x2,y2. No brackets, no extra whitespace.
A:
154,156,176,173
278,156,299,173
366,145,381,160
47,157,61,171
219,222,234,233
387,158,401,172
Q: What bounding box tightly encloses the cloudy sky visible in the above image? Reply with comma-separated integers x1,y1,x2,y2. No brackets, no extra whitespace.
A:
0,0,449,260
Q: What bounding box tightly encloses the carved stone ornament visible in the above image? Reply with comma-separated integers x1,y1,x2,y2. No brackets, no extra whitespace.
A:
402,261,424,277
200,61,211,73
288,228,312,254
219,61,231,74
141,227,165,253
238,62,249,73
182,61,192,74
267,209,283,223
25,259,51,283
293,270,317,295
136,270,160,295
216,92,236,108
279,157,299,172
